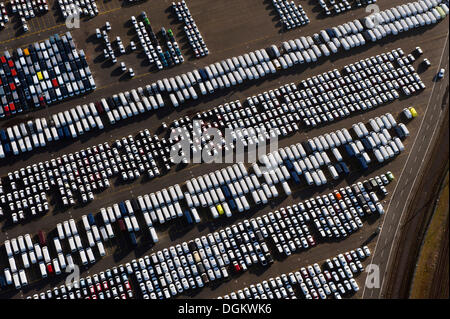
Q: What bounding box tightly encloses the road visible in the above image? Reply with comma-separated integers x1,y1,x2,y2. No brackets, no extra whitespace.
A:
361,30,449,299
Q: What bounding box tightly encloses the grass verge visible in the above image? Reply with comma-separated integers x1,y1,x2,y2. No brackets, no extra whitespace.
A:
409,171,449,298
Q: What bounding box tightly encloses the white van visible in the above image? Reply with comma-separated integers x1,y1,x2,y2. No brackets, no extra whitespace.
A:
22,252,30,269
53,238,62,253
97,242,106,256
53,258,61,275
149,227,159,243
39,261,47,278
58,252,67,269
19,269,28,286
281,181,291,196
86,247,96,264
42,246,51,263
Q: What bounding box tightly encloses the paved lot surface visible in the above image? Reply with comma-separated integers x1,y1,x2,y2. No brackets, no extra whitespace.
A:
0,0,448,299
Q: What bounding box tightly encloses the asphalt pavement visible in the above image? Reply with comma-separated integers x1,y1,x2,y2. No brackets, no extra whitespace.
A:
0,0,448,299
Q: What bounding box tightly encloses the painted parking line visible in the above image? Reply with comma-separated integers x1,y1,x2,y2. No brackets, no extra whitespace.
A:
0,23,65,45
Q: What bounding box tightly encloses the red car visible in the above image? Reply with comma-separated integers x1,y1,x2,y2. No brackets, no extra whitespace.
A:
46,263,54,275
95,101,104,113
300,267,309,278
39,96,46,107
307,235,316,246
89,285,95,295
344,252,352,262
232,261,241,273
38,230,46,246
118,219,126,232
124,281,131,291
102,281,109,290
334,191,342,201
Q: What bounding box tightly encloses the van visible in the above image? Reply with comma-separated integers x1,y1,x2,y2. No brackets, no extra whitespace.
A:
79,249,88,265
281,181,291,196
328,165,339,180
18,269,28,286
149,227,159,243
304,171,313,185
38,261,47,278
97,242,106,256
86,247,96,264
52,258,61,275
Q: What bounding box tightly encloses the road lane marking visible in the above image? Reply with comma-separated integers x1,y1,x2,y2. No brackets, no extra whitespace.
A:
362,30,449,299
375,32,449,299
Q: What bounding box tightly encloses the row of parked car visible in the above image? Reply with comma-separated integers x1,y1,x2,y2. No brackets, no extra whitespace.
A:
172,54,411,181
10,0,48,32
0,84,163,159
172,1,209,58
167,108,400,217
307,173,392,241
56,0,98,19
3,222,107,290
272,0,310,30
363,0,448,43
219,246,371,299
0,31,95,120
318,0,375,17
0,2,9,29
28,265,134,299
0,102,103,160
166,0,445,108
0,0,438,140
0,113,396,287
21,205,274,298
1,0,443,128
2,198,142,289
0,115,395,233
351,115,410,164
0,55,411,223
16,169,384,297
0,48,415,219
99,23,120,65
0,128,174,224
251,47,422,129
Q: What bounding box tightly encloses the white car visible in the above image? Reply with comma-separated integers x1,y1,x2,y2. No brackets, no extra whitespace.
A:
437,68,445,78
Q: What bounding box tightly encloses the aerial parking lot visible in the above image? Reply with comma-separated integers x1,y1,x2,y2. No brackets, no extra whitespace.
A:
0,0,448,302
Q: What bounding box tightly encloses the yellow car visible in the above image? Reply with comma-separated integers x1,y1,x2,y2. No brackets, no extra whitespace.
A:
37,72,43,81
216,204,224,215
436,7,446,19
409,107,418,118
23,48,30,56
